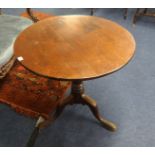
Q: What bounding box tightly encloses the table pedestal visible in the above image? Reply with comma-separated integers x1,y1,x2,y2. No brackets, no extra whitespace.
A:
26,80,117,146
54,80,117,131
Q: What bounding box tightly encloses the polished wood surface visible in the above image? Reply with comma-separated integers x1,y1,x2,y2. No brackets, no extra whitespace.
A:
14,15,136,80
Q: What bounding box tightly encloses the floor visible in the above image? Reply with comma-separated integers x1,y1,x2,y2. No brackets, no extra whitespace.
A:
1,8,155,147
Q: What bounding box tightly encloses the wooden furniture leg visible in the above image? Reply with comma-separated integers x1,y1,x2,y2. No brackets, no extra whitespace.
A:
53,80,117,132
133,8,140,24
81,94,116,131
26,8,39,23
132,8,155,25
143,8,148,14
90,8,95,16
124,8,128,19
26,116,46,147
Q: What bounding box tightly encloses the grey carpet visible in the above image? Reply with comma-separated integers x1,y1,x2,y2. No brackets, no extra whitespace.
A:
0,8,155,147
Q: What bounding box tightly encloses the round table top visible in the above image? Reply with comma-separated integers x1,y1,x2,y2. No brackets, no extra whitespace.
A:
14,15,136,81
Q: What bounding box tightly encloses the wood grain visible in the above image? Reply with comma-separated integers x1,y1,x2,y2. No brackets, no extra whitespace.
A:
14,15,136,80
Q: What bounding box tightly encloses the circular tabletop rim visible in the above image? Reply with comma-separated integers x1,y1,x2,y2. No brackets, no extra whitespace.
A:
14,15,136,81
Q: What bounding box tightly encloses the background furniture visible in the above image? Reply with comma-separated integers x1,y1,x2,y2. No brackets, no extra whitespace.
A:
133,8,155,24
90,8,128,19
90,8,95,15
124,8,128,19
21,8,54,22
0,9,32,78
14,15,135,144
0,8,70,146
1,8,155,147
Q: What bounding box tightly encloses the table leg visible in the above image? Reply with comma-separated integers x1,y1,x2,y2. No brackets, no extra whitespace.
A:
124,8,128,19
26,116,46,147
90,8,95,16
26,79,116,146
81,94,117,131
133,8,140,24
54,80,117,132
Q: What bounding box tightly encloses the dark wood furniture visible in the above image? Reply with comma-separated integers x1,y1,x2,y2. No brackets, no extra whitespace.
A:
90,8,95,15
22,8,53,22
26,8,39,22
14,15,136,144
90,8,128,19
124,8,128,19
133,8,155,24
0,9,70,147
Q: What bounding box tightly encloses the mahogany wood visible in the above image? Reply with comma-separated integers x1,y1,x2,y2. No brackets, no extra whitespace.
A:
53,80,117,131
14,15,136,133
14,15,135,81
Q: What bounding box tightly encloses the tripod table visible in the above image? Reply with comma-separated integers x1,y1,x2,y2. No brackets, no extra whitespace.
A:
14,15,135,135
